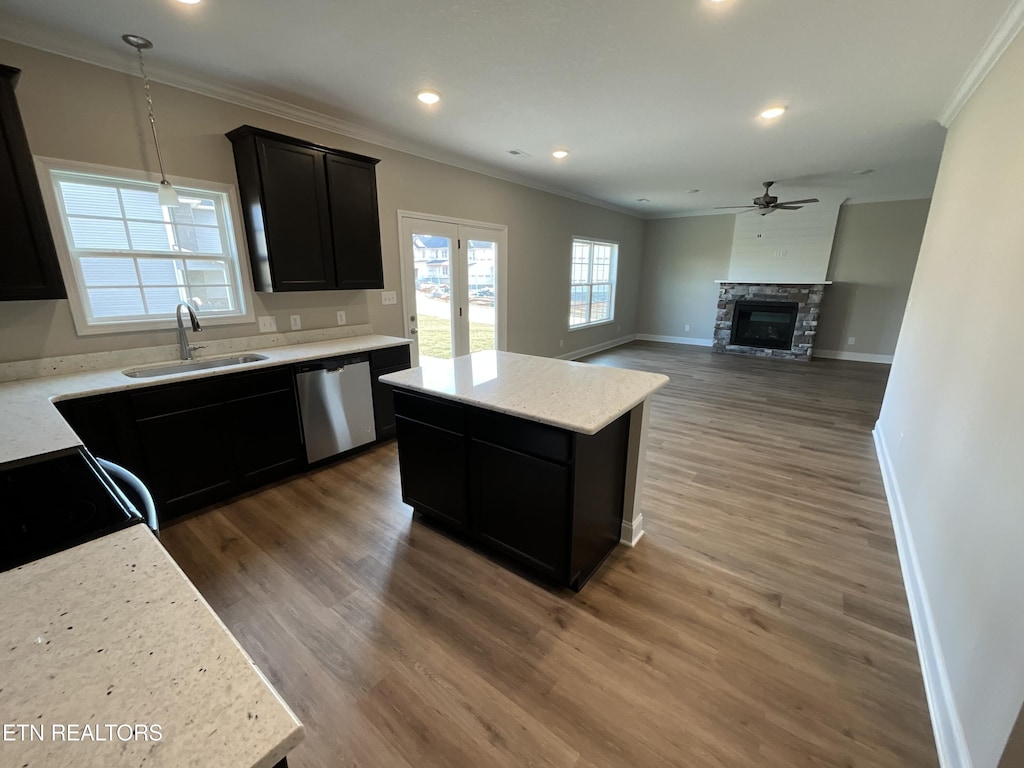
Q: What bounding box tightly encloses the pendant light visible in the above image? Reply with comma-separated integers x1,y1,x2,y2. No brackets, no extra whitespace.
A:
122,34,179,207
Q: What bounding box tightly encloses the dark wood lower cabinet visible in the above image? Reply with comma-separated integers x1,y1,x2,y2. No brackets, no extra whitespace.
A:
232,386,304,489
370,345,412,440
392,388,631,590
469,440,570,580
56,348,408,526
134,401,236,520
394,416,467,530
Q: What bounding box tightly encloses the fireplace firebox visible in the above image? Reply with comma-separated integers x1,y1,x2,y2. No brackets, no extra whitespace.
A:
730,301,799,350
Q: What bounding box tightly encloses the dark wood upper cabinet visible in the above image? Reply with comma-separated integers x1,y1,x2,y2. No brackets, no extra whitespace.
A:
226,125,384,293
0,65,66,301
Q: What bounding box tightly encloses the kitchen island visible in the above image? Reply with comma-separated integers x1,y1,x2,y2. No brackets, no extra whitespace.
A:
380,351,668,589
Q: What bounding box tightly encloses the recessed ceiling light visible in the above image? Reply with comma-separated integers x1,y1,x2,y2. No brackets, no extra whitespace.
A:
760,106,786,120
552,149,569,159
176,0,202,4
417,89,440,105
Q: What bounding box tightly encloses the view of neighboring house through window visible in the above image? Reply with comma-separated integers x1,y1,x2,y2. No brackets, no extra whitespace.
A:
40,162,251,334
569,237,617,328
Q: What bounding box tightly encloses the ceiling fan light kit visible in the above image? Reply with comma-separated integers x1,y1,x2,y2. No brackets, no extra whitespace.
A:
715,181,819,215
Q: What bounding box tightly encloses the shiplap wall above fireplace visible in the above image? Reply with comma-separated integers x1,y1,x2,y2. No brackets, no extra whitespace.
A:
727,201,844,283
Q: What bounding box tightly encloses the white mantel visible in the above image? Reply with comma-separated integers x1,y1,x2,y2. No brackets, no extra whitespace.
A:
714,280,833,285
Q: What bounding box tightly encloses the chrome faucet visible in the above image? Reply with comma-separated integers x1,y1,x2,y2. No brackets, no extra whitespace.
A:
175,302,204,360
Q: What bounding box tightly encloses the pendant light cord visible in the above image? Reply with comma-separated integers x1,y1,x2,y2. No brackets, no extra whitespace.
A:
135,46,170,184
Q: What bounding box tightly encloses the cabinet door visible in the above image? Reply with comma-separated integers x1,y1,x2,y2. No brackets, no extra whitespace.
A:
325,154,383,289
0,67,65,301
55,393,138,469
370,346,411,440
394,416,467,529
231,386,304,489
469,440,570,580
257,138,335,290
134,402,236,521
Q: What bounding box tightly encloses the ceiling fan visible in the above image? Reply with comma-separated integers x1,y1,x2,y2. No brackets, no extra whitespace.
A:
716,181,819,215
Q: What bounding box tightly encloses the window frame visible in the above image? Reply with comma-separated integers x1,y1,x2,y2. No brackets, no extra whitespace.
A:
568,236,618,331
34,156,255,336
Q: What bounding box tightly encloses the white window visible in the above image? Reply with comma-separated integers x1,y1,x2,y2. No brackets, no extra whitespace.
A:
569,237,617,329
36,158,253,335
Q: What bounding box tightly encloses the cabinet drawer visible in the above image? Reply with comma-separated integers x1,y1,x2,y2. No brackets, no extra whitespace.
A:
392,390,465,434
370,344,411,371
131,366,293,419
471,409,572,464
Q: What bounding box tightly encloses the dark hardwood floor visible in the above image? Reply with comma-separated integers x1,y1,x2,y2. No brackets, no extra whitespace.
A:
161,342,938,768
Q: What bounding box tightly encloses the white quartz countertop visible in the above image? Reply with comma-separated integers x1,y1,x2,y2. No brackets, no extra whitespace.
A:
0,525,303,767
380,351,668,435
0,334,410,467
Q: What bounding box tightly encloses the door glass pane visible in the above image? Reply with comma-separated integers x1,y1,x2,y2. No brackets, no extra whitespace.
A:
412,232,454,360
467,239,496,353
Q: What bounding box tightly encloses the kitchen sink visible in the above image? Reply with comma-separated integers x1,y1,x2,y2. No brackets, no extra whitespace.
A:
123,354,268,379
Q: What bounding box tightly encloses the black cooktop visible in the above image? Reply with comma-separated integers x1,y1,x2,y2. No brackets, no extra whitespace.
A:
0,449,142,572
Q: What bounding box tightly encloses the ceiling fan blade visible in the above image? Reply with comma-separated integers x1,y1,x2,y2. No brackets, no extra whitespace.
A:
714,205,756,209
775,198,819,206
774,205,803,210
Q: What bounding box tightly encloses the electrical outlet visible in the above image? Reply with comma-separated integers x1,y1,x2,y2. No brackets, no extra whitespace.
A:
684,324,690,332
336,310,347,326
559,339,564,348
381,291,397,305
258,316,277,333
290,314,302,331
847,336,856,345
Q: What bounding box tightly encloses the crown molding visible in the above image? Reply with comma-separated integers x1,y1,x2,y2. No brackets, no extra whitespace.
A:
0,11,638,219
939,0,1024,127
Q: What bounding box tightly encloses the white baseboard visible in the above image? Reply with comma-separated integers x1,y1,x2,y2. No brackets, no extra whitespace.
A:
816,349,894,364
558,334,636,360
873,424,972,768
634,334,714,347
620,513,644,547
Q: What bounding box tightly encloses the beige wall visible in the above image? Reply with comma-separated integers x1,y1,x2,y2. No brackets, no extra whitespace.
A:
636,214,732,342
876,28,1024,768
816,199,929,355
0,40,644,363
636,201,927,358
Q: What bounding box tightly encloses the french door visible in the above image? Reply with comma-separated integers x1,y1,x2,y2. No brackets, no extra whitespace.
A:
398,213,506,365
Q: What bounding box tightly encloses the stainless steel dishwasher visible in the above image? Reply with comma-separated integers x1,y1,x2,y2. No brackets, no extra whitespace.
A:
295,354,377,463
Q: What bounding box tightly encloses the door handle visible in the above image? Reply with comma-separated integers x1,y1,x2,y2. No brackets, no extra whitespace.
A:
409,328,418,334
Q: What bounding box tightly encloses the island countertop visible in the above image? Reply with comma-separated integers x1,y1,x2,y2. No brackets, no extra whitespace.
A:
379,350,668,435
0,525,303,768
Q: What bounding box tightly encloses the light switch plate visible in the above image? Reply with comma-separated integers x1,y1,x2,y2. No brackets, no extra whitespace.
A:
684,324,690,332
336,310,347,326
381,291,397,305
258,315,277,333
847,336,856,345
290,314,302,330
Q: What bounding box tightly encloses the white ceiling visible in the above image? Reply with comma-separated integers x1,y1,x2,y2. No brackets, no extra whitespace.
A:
0,0,1016,217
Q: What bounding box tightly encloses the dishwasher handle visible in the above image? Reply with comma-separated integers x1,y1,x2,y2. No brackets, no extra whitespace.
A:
294,353,369,375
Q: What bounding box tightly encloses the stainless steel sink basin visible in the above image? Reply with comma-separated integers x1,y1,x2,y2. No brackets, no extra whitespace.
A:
123,354,268,379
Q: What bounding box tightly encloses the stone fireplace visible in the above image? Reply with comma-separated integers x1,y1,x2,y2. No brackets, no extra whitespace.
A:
713,282,828,361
